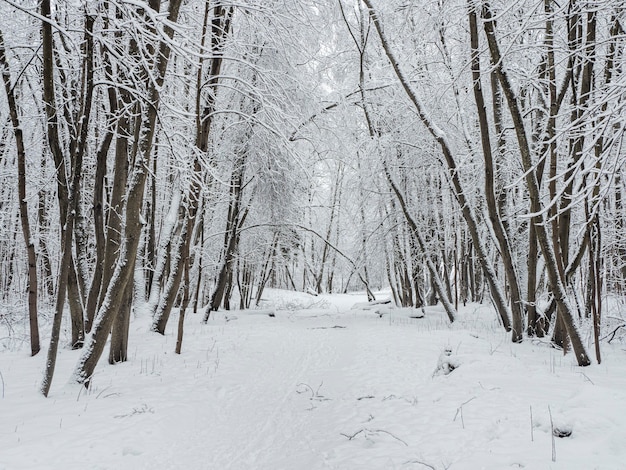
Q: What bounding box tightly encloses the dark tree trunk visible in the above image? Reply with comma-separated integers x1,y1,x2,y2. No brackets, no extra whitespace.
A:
482,2,590,365
469,5,524,342
74,0,184,386
0,28,40,356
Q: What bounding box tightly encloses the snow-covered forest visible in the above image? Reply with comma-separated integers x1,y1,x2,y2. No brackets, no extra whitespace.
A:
1,0,626,468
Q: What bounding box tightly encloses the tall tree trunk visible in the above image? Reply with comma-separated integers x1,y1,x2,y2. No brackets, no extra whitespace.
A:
85,130,112,333
0,28,40,356
85,13,117,332
481,1,590,365
74,0,184,386
40,3,95,394
363,0,510,330
468,4,524,342
95,111,131,315
154,3,233,330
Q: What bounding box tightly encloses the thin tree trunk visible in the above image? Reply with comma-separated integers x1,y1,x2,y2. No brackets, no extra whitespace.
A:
74,0,184,386
469,4,524,342
363,0,509,330
0,28,40,356
175,256,192,355
385,166,456,322
481,2,590,365
193,213,205,313
40,2,94,394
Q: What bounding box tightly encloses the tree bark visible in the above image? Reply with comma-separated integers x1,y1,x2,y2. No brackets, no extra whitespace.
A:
109,265,134,364
85,11,117,332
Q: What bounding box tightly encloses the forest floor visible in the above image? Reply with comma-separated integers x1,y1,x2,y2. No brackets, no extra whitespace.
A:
1,289,626,469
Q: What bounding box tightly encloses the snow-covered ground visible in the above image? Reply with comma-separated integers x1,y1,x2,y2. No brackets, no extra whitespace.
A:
2,290,625,469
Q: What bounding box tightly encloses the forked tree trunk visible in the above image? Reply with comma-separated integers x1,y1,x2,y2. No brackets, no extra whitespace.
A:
152,223,189,334
85,21,117,332
85,130,111,332
109,267,134,364
95,110,131,317
147,188,182,311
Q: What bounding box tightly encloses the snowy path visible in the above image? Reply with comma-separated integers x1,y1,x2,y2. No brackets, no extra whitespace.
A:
2,294,626,469
142,313,425,469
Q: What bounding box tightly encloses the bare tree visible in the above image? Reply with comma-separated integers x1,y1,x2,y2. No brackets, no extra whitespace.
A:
362,0,512,332
480,1,590,366
74,0,184,386
0,28,40,356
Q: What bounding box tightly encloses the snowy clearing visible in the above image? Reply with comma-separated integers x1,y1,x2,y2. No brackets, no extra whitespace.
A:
1,290,625,469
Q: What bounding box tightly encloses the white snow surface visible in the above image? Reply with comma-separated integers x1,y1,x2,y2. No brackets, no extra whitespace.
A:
2,289,625,469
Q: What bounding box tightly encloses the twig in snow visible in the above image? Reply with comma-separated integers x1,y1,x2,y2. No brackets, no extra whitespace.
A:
453,397,476,429
403,459,436,470
548,406,556,462
0,369,4,398
340,428,408,446
296,382,330,402
114,403,154,418
213,347,220,373
478,382,500,391
579,372,595,385
453,407,465,429
530,405,534,442
76,383,85,402
601,324,625,343
96,385,112,399
341,429,365,440
309,325,347,330
297,382,314,395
